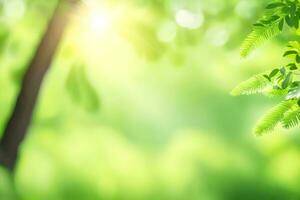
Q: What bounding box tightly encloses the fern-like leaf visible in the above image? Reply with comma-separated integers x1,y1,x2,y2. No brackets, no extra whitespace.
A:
282,108,300,129
231,74,270,96
255,100,296,136
264,87,288,97
241,23,281,57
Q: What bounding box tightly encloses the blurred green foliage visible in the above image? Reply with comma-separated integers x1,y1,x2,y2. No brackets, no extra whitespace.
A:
1,0,300,199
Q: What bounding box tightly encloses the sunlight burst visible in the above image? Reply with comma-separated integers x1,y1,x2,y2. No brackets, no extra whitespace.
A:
88,11,110,33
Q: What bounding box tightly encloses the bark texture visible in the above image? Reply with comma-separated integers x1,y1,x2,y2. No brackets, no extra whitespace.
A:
0,0,78,171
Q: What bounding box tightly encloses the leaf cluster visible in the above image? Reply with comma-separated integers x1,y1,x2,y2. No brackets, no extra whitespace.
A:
241,0,300,57
233,0,300,135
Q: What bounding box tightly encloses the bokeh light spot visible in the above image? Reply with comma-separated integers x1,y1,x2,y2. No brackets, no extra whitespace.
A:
175,9,204,29
205,26,229,47
0,0,25,24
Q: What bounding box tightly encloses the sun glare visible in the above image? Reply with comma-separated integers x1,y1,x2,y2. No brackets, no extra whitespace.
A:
66,2,123,66
73,1,112,35
88,11,110,33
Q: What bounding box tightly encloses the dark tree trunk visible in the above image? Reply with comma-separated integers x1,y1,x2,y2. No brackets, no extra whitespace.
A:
0,0,78,171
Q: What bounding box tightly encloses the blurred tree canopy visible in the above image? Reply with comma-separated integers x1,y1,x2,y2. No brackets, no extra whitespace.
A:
1,0,300,200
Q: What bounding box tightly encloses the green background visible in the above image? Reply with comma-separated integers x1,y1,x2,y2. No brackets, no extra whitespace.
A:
1,0,300,199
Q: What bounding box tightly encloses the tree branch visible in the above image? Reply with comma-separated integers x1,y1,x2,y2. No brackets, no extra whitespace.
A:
0,0,79,171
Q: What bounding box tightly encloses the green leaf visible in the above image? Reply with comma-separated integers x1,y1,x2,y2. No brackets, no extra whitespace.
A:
231,74,270,96
287,41,300,49
282,108,300,128
269,68,279,78
253,23,265,27
282,72,293,89
66,64,100,112
293,15,299,29
265,87,288,97
269,15,281,22
78,66,101,111
66,66,81,102
296,55,300,63
240,23,281,57
290,81,300,88
285,15,294,27
261,19,272,25
282,6,290,14
280,67,286,75
255,100,296,135
283,50,298,57
279,19,284,31
287,63,297,70
263,74,271,82
266,2,285,9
